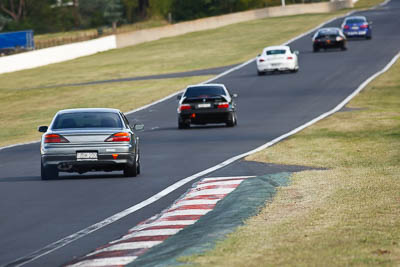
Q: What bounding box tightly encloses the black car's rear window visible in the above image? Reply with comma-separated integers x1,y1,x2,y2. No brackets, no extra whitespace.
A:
317,34,338,38
266,49,286,55
184,86,226,98
346,18,366,24
317,29,339,38
52,112,123,129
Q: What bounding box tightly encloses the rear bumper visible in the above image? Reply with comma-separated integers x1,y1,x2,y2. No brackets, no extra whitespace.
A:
42,153,135,172
313,40,345,49
179,109,232,124
343,29,370,37
257,61,296,72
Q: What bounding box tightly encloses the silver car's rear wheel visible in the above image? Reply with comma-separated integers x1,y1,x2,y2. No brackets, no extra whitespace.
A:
124,152,140,177
124,162,138,177
41,161,59,180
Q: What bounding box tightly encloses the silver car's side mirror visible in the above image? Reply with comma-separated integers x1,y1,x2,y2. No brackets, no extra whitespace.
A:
134,124,144,131
38,126,48,133
294,50,299,55
232,93,238,98
177,94,182,100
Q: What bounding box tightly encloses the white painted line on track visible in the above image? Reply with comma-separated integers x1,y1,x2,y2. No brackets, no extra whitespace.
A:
185,188,236,198
161,209,212,217
200,176,255,182
112,229,182,244
118,228,182,239
68,256,138,267
129,220,197,232
172,199,220,207
7,3,399,266
196,180,243,188
88,241,163,255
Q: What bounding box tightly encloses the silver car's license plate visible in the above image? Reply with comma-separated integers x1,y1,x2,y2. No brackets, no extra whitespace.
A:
77,152,98,161
197,103,211,108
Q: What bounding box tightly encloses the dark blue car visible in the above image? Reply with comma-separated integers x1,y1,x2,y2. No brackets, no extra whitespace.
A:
341,16,372,39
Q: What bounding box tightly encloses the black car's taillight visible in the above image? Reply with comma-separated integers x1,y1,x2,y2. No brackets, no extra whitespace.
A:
217,102,229,109
179,104,191,112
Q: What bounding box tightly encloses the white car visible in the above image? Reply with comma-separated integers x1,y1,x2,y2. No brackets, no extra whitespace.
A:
256,45,299,75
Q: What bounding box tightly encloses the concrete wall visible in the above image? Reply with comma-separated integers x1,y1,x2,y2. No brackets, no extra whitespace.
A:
0,0,352,75
116,0,353,49
0,35,116,75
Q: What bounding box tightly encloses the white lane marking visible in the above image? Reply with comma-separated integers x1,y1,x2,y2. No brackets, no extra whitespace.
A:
129,220,197,232
0,140,39,151
196,180,243,188
185,188,236,198
87,241,163,256
8,5,398,266
172,199,220,207
161,209,211,218
200,176,255,182
376,0,391,8
68,256,138,267
112,229,182,244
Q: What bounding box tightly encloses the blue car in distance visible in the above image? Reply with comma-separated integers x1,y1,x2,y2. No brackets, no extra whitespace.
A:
341,16,372,39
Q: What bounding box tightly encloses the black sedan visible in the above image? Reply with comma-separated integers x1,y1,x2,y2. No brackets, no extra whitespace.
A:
177,84,237,129
312,27,347,52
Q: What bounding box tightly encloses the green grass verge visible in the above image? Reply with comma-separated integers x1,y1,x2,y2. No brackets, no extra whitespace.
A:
181,18,399,267
1,12,349,91
0,76,211,146
0,0,382,148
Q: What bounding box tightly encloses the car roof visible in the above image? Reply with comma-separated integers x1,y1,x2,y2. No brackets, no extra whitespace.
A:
318,27,340,33
56,108,121,115
345,16,366,21
264,45,289,51
186,83,226,89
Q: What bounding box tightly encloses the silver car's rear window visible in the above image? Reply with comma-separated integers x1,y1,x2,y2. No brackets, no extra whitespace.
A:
52,112,123,129
266,50,286,55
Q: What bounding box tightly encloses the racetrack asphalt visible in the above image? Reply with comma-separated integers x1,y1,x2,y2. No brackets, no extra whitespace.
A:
1,1,399,266
18,64,239,91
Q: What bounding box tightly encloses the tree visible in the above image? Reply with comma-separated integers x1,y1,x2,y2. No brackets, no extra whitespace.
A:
0,0,26,22
104,0,123,32
72,0,80,27
138,0,148,18
121,0,138,23
0,13,10,30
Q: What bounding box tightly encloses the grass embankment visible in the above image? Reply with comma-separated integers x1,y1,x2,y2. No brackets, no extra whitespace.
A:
0,0,382,147
182,31,400,267
0,12,352,147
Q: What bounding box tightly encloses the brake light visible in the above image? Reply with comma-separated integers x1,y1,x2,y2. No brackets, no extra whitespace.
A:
105,132,131,142
217,102,230,109
259,58,265,62
343,25,350,29
287,56,293,60
360,23,368,29
44,134,69,143
179,104,191,112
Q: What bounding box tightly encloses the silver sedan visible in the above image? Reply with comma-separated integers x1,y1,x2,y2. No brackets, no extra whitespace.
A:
38,108,143,180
